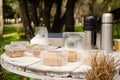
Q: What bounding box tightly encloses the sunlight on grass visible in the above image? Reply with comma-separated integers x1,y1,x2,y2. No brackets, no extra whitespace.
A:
3,33,19,39
0,27,20,48
0,26,25,80
0,33,19,47
75,26,83,32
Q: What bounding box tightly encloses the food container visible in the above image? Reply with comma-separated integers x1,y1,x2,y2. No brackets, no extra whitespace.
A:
29,45,45,57
114,39,120,52
64,48,80,62
68,50,79,62
63,32,84,49
5,45,26,58
80,50,107,65
26,44,56,57
10,41,29,46
41,50,68,66
56,48,81,62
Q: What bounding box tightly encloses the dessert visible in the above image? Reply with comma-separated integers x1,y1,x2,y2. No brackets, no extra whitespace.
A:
68,51,77,62
42,51,68,66
6,50,25,58
25,44,45,57
43,53,62,66
31,45,44,57
5,45,26,58
32,49,44,57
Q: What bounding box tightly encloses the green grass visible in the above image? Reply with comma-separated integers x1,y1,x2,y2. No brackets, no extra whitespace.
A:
3,26,17,34
75,25,83,32
0,27,20,48
113,24,120,39
62,25,83,32
0,26,28,80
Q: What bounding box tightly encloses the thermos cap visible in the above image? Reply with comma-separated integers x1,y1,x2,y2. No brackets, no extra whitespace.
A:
102,13,113,23
84,15,97,31
84,16,96,23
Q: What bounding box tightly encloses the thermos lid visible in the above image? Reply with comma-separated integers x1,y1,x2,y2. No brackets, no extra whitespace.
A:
84,15,97,31
102,13,113,23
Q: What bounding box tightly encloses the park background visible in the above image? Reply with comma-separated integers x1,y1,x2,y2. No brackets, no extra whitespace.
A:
0,0,120,80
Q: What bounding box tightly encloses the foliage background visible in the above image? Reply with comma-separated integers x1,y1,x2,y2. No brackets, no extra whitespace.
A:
1,0,120,79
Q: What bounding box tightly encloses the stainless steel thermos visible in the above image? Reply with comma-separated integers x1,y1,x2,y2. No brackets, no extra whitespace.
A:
83,16,97,50
101,13,113,53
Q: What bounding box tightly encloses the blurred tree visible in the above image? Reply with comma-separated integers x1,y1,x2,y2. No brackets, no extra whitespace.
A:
51,0,62,32
88,0,96,15
28,0,40,27
3,0,15,23
11,1,20,23
44,0,77,32
3,0,120,40
3,0,21,24
0,0,3,39
56,0,77,32
44,0,54,32
18,0,33,40
65,0,77,32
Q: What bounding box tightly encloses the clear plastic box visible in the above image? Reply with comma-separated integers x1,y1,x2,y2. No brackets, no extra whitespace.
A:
64,48,80,62
80,50,107,65
10,41,29,46
5,45,26,58
30,45,45,57
41,50,68,66
26,45,56,57
63,32,84,49
55,48,81,62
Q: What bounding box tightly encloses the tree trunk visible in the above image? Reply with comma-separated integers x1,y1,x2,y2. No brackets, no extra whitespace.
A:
28,0,40,27
44,0,54,32
51,0,62,33
88,0,96,15
107,2,111,12
65,0,77,32
18,0,33,40
0,0,3,39
39,0,44,20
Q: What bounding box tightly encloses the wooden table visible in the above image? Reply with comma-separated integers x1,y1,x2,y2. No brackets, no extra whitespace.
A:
1,53,90,80
1,51,120,80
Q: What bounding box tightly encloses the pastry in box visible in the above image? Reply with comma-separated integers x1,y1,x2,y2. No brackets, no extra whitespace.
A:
30,45,45,57
68,50,78,62
41,50,68,66
57,48,80,62
25,44,39,52
26,44,56,57
5,45,26,58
